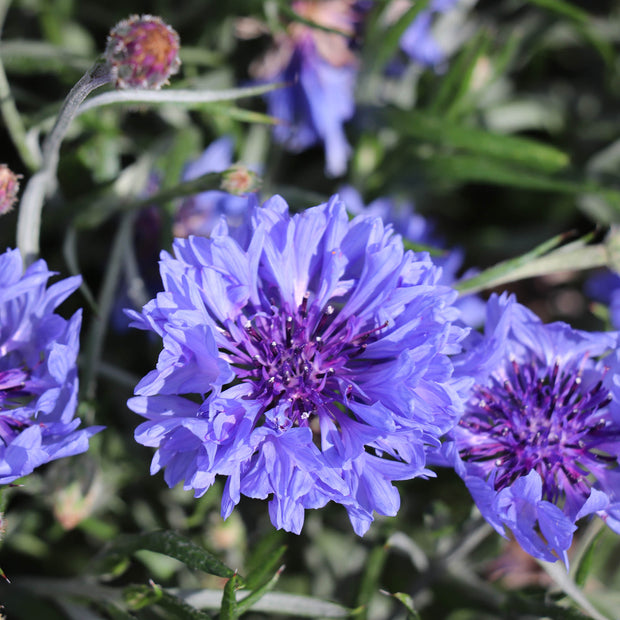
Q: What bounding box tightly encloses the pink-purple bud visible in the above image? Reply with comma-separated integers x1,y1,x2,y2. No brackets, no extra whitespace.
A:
0,165,21,216
105,14,181,90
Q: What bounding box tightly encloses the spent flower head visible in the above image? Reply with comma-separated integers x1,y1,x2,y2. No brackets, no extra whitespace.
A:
448,293,620,565
128,194,468,534
105,14,181,89
0,165,21,216
0,249,103,484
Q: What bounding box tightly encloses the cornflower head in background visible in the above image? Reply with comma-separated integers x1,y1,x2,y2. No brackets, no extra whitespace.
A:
585,269,620,329
105,14,181,89
0,249,102,484
447,292,620,565
250,1,361,177
339,185,485,327
0,166,20,216
398,0,461,67
127,194,469,535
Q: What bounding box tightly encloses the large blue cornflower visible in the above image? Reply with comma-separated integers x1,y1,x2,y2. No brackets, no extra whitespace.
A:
0,248,102,484
127,194,468,534
448,293,620,565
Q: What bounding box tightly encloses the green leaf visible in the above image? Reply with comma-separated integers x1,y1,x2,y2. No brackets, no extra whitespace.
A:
124,583,163,611
355,544,388,618
524,0,614,66
94,531,240,582
428,29,488,116
525,0,590,24
176,589,356,617
236,566,284,615
381,591,421,620
244,538,287,590
402,240,446,257
364,0,433,73
93,601,136,620
574,528,605,588
220,573,240,620
455,232,613,296
394,110,569,173
420,153,620,210
155,589,214,620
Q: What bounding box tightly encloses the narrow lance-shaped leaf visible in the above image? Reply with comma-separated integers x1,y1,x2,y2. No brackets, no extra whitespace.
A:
236,565,284,616
220,573,240,620
454,232,614,296
381,591,421,620
177,589,357,618
95,531,240,582
243,544,287,591
393,110,569,173
364,0,433,73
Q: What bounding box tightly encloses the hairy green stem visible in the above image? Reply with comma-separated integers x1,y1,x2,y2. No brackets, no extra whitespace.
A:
16,58,112,265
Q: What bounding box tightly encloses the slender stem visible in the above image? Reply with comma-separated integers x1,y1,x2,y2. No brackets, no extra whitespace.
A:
0,0,40,171
16,59,112,266
539,559,611,620
75,81,286,116
81,212,135,400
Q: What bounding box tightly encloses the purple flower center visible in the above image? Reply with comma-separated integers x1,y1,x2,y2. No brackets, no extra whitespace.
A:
0,366,34,444
458,358,618,504
222,296,383,428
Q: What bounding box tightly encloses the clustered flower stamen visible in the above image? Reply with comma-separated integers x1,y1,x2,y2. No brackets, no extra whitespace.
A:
460,357,618,505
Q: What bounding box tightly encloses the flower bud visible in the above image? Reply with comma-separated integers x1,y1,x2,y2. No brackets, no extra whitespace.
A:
220,164,260,196
0,165,20,216
105,14,181,90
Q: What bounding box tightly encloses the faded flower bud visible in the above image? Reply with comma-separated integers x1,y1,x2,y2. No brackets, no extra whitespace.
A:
0,165,21,215
105,14,181,90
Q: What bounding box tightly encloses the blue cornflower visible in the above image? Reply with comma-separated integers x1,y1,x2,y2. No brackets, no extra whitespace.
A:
127,194,468,534
0,248,102,484
448,293,620,565
252,1,360,177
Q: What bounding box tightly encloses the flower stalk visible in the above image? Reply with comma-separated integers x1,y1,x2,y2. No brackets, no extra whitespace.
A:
16,59,112,266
